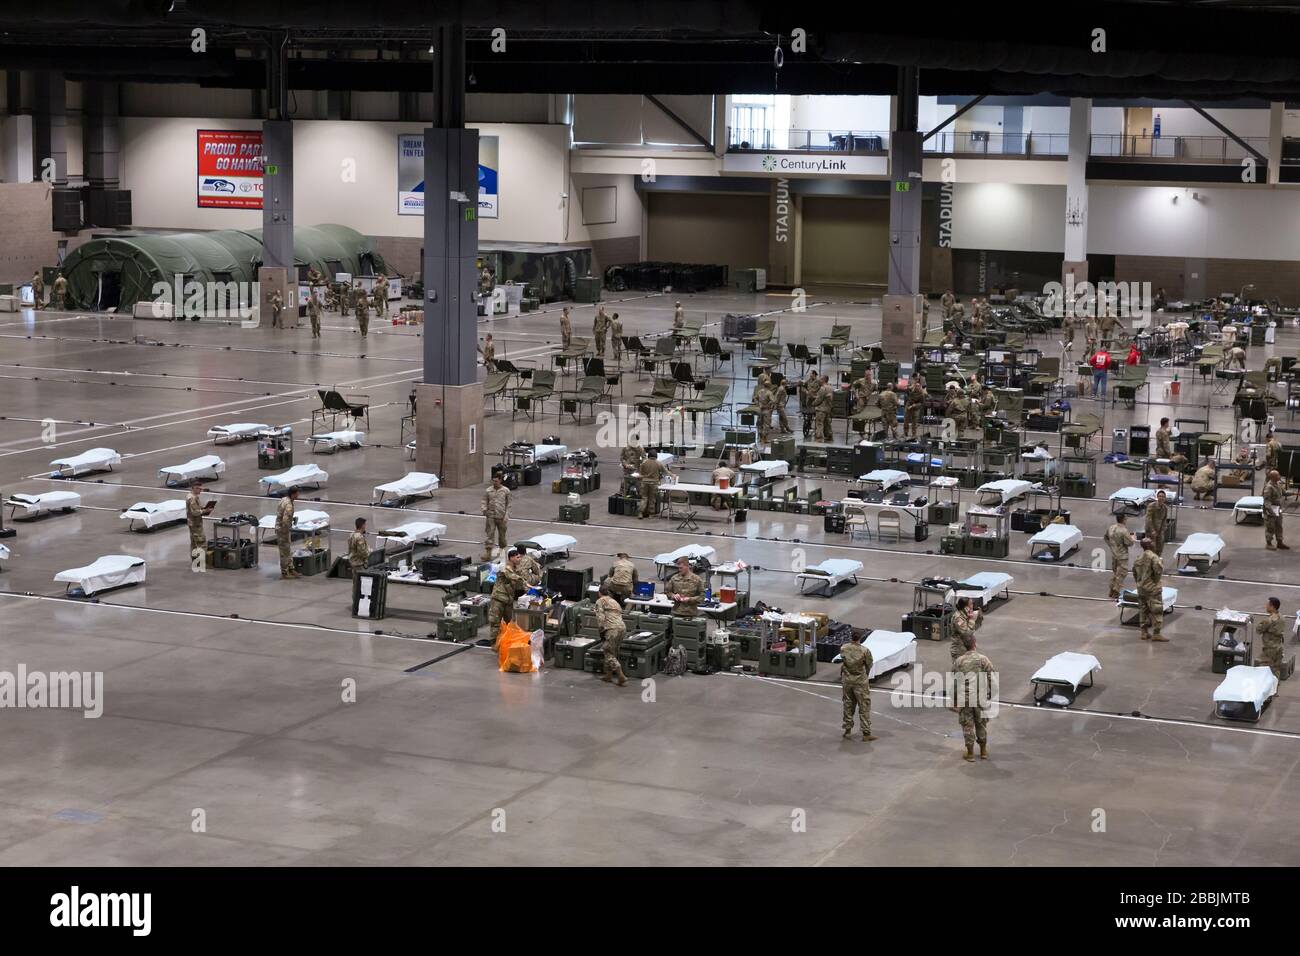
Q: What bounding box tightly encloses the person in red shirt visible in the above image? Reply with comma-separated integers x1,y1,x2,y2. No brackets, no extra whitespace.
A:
1091,348,1111,398
1126,343,1141,366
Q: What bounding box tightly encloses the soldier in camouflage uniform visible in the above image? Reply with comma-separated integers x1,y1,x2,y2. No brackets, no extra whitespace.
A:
945,386,970,434
814,377,834,442
756,379,776,442
1264,470,1289,550
307,290,322,338
30,270,43,310
595,584,628,686
347,517,370,573
620,442,645,476
1132,538,1166,642
638,454,666,518
950,596,982,662
903,379,926,438
488,550,528,646
518,549,544,588
952,633,995,761
1257,596,1286,678
372,274,388,321
50,272,67,311
876,383,899,440
481,475,512,560
611,313,623,362
354,281,370,338
560,306,572,348
801,370,821,438
606,552,637,605
1265,432,1282,475
839,631,877,741
270,290,284,329
186,482,214,561
1144,490,1170,555
1104,513,1135,599
276,487,300,579
593,305,609,356
665,556,704,617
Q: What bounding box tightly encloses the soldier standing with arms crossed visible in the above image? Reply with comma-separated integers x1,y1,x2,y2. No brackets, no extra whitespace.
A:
839,631,877,742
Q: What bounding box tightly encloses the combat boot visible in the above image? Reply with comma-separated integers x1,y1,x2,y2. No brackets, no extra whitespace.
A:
979,741,988,759
863,734,878,742
963,744,974,762
1140,630,1151,641
842,730,851,739
1152,634,1169,642
1280,543,1291,550
1266,542,1277,550
614,663,627,687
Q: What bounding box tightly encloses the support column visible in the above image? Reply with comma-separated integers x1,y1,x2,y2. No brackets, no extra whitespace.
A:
417,22,484,489
1062,97,1091,288
31,70,67,185
261,32,296,327
883,66,924,362
1268,101,1284,186
767,177,797,289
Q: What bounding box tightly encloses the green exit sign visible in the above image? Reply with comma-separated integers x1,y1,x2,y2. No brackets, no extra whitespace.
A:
464,208,476,221
265,164,279,175
895,181,910,192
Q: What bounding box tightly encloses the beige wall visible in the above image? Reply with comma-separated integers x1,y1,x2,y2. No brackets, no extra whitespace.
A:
0,183,59,283
646,192,767,271
800,196,889,286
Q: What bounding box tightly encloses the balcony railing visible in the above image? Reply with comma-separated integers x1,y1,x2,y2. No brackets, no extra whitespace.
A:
923,131,1069,156
1089,133,1270,164
728,127,890,152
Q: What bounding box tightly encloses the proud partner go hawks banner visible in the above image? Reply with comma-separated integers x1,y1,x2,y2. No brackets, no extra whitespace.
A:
197,130,264,209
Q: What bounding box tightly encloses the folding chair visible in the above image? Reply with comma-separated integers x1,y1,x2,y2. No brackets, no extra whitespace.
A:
312,389,370,433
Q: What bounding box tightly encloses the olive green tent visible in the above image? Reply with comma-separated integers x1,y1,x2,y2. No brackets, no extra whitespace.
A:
60,223,389,314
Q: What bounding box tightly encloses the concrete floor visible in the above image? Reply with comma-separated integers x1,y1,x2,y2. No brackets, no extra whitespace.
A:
1,290,1299,866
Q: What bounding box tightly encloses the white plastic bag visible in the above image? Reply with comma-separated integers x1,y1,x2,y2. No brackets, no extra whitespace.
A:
530,628,545,671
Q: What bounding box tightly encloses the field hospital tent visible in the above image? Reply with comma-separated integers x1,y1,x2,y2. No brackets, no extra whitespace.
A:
59,224,390,315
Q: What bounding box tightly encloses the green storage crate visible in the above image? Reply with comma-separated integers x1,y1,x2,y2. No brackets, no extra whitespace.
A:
574,276,602,303
555,637,602,670
671,617,707,641
940,535,963,555
436,615,480,643
783,649,817,679
758,650,785,677
735,633,763,661
706,642,741,671
559,502,590,523
620,642,665,679
293,548,331,577
635,615,671,637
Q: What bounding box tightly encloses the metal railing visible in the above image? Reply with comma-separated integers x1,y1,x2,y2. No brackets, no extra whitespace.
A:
923,131,1069,157
1089,133,1269,164
728,127,890,152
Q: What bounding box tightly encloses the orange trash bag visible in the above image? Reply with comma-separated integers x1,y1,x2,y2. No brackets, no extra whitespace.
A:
497,621,535,673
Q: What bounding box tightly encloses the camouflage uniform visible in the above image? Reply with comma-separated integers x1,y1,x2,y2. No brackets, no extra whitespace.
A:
950,606,981,661
620,443,645,475
666,568,704,617
51,275,67,311
593,308,609,356
1264,478,1286,549
307,294,321,338
372,276,387,321
482,484,512,558
940,291,955,319
903,382,926,437
519,552,544,588
275,496,295,577
802,374,821,438
1132,549,1165,641
1144,498,1169,554
354,284,370,338
638,456,664,518
876,387,899,439
611,317,623,360
1191,464,1216,500
772,380,792,433
953,649,995,752
756,382,776,441
1257,610,1285,678
30,272,43,310
814,386,834,442
482,338,495,370
607,557,636,603
946,391,969,432
186,493,206,557
1104,522,1133,599
1062,313,1076,346
347,530,370,572
488,564,527,640
270,291,283,328
559,311,572,348
1265,438,1281,475
595,593,627,683
839,640,874,739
